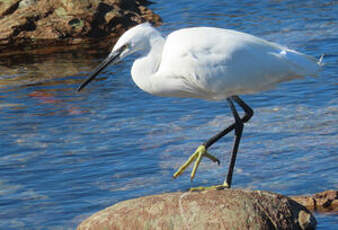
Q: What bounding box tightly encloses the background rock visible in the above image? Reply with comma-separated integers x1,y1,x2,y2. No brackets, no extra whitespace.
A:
77,189,317,230
291,190,338,213
0,0,161,55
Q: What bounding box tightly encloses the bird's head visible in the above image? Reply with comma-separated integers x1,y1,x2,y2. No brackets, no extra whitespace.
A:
113,22,157,58
77,22,158,91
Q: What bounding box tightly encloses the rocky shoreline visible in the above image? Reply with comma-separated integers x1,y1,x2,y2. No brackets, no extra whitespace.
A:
77,189,326,230
0,0,161,56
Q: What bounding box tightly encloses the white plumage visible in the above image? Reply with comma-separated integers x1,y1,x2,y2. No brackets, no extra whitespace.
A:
78,23,322,188
113,23,321,100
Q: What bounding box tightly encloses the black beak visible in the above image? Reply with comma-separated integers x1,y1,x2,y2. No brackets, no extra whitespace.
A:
77,47,124,92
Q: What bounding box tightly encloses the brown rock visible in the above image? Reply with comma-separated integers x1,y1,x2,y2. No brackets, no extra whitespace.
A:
77,189,316,230
290,190,338,213
0,0,161,55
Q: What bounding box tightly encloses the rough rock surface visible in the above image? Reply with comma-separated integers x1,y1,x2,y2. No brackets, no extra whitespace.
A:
291,190,338,213
0,0,161,55
77,189,316,230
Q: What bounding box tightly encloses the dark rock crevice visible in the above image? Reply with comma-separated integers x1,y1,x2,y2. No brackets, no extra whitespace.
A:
12,16,37,36
88,2,114,38
0,0,20,18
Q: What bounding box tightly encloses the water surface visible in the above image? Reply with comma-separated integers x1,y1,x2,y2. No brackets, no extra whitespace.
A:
0,0,337,229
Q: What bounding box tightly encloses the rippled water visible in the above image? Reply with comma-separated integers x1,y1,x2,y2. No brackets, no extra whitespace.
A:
0,0,337,229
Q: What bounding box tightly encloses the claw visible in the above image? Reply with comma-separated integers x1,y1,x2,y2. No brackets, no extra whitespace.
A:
189,183,229,192
204,152,220,165
173,145,220,180
190,148,203,180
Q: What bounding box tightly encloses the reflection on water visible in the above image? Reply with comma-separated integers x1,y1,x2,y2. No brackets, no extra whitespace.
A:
0,0,337,229
0,48,109,88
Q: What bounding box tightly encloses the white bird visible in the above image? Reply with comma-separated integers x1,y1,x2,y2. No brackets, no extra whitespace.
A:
78,22,322,189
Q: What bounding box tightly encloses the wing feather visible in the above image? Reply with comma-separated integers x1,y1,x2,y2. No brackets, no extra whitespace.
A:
156,27,320,100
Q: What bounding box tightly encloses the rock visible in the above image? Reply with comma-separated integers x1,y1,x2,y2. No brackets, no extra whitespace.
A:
290,190,338,213
77,189,316,230
0,0,161,55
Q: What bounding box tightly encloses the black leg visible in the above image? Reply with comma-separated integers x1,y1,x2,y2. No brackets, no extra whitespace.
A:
225,97,244,188
203,96,253,149
232,96,253,123
201,96,253,188
173,95,253,184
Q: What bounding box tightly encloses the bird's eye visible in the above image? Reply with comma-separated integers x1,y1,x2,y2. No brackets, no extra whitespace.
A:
121,44,129,50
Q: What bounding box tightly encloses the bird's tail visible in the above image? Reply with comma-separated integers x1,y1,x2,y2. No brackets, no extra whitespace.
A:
284,50,324,77
317,54,325,67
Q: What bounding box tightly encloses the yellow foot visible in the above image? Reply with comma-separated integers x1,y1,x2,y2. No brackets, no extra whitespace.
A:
173,145,220,181
189,182,230,192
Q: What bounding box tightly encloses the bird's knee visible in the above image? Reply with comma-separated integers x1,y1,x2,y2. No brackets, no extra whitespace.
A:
242,108,253,123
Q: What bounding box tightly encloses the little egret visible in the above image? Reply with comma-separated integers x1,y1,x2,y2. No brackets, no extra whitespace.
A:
78,23,322,189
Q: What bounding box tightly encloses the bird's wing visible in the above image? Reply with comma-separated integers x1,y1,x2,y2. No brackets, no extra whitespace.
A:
157,27,320,100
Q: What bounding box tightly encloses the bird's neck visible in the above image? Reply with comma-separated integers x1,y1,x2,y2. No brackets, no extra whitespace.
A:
131,36,165,94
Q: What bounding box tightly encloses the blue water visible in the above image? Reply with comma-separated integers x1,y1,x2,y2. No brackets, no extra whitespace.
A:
0,0,337,229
